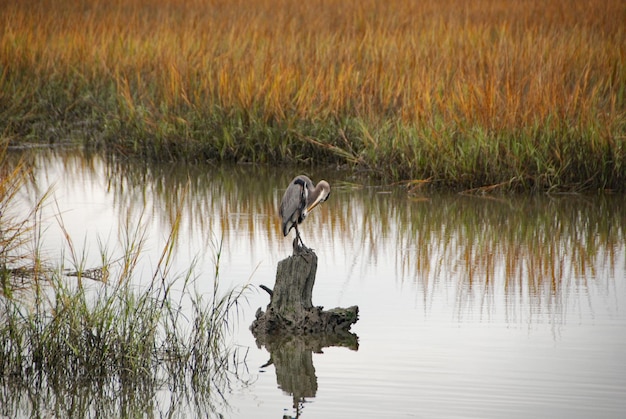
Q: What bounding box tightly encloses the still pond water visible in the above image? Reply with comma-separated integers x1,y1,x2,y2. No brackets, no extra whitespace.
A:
8,147,626,418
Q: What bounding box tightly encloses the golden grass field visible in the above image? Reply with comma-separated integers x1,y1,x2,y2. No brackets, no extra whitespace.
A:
1,0,625,189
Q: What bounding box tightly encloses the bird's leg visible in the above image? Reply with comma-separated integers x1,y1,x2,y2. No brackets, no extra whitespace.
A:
297,226,309,250
293,225,309,254
292,225,301,254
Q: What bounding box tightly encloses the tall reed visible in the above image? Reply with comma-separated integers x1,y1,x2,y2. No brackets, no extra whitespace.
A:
1,0,624,190
0,156,250,417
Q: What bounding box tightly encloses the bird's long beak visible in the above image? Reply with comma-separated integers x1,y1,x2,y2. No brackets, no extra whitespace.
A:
306,196,324,212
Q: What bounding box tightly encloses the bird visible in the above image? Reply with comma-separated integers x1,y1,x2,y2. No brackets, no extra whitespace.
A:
279,175,331,252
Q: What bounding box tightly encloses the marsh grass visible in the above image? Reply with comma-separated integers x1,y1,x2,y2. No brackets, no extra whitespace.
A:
1,0,625,190
0,152,250,417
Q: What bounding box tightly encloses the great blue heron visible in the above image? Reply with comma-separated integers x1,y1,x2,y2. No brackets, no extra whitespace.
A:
279,175,331,251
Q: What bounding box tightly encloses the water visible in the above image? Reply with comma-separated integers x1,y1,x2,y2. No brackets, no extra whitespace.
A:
6,147,626,418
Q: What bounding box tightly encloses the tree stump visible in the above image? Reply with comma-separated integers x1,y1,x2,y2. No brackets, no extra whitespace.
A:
250,248,359,337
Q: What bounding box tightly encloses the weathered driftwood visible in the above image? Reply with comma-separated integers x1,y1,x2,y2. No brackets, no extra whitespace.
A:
250,248,359,337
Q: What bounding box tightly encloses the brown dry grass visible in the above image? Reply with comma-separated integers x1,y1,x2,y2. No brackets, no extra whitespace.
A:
1,0,625,189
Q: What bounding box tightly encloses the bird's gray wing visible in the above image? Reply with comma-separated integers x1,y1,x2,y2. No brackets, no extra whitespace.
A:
279,179,307,236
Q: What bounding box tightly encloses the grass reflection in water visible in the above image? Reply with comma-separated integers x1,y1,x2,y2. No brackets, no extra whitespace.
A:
45,148,625,326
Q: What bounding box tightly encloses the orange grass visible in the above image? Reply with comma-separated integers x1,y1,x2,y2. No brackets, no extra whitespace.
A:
1,0,625,189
